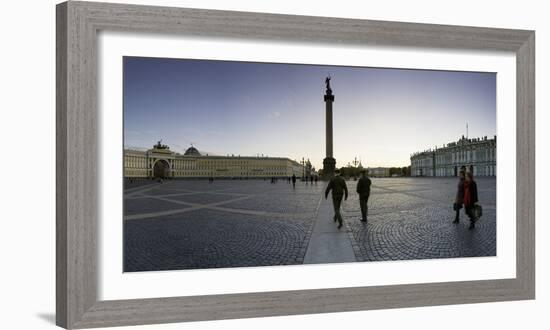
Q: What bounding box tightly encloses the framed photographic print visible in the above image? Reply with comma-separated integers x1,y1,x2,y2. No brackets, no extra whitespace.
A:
56,1,535,328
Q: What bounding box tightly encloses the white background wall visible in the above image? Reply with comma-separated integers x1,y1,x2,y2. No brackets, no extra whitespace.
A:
0,0,547,329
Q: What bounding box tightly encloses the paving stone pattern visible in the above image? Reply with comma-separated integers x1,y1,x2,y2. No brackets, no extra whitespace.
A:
342,177,496,261
124,180,323,271
123,177,496,271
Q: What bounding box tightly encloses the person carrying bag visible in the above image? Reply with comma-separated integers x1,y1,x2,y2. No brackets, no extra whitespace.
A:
463,171,480,230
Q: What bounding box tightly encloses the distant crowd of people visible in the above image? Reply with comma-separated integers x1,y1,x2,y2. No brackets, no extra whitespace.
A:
259,174,321,187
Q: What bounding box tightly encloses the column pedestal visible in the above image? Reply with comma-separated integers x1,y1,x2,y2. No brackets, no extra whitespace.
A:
323,157,336,179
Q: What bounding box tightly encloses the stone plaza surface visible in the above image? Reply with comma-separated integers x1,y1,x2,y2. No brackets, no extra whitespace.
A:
343,178,496,261
123,177,496,272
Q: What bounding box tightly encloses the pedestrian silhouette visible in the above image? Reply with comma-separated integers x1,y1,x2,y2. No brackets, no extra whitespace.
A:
325,169,348,229
452,170,466,224
464,171,479,230
356,169,371,222
292,174,297,188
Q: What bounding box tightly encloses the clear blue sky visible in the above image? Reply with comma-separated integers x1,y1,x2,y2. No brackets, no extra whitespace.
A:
124,57,496,169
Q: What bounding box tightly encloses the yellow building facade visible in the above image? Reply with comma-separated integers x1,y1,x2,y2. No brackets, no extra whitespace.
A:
124,143,304,179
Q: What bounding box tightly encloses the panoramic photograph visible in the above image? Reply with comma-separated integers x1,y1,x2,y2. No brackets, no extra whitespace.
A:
123,56,496,272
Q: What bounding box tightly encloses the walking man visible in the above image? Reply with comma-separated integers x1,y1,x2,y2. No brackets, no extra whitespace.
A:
325,169,348,229
291,174,297,188
356,169,372,222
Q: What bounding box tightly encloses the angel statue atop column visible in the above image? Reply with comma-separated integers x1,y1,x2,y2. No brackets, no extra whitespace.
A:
325,76,333,95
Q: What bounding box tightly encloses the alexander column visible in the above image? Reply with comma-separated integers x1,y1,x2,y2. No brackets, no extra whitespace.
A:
323,76,336,178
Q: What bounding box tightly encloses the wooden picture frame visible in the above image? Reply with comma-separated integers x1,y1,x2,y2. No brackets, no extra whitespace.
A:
56,1,535,328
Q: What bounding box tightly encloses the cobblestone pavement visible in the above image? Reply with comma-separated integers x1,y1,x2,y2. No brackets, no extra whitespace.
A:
124,180,324,272
124,177,496,272
342,177,496,261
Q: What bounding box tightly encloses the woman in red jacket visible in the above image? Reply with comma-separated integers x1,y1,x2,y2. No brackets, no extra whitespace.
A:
463,171,479,230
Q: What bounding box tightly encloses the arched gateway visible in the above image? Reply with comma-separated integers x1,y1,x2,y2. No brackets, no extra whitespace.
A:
153,159,170,179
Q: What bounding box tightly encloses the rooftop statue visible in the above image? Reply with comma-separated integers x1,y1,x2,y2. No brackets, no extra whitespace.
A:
154,140,169,150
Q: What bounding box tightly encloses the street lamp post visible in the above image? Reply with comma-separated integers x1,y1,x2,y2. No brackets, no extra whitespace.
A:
302,157,305,180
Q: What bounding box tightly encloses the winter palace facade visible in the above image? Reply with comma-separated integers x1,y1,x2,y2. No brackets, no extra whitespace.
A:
410,135,496,177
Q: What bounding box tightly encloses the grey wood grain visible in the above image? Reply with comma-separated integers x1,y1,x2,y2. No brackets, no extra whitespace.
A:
515,32,536,297
56,3,68,328
56,1,535,328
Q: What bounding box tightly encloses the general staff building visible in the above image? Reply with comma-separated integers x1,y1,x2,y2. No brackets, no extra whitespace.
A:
124,142,305,179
